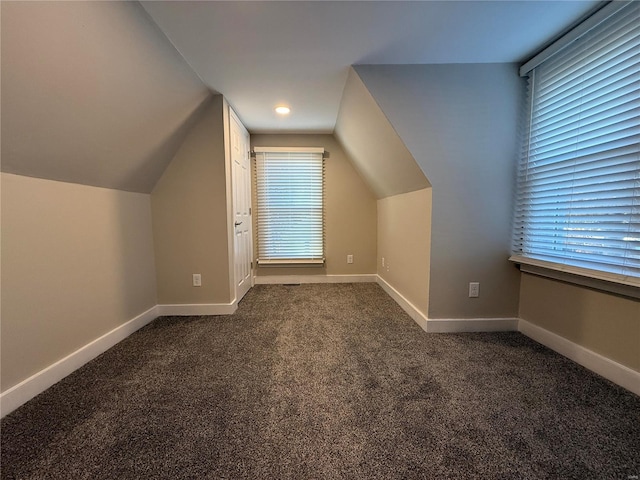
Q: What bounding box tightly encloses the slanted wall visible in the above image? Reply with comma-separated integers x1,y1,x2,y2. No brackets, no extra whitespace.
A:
335,68,430,199
335,68,432,319
151,96,232,305
0,1,209,193
354,64,523,319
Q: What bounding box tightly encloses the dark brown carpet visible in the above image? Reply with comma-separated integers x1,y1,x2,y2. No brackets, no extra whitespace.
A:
2,283,639,479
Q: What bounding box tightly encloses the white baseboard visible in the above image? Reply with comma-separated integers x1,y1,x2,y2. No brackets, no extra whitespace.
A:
376,275,429,332
6,293,634,421
519,319,640,396
254,274,377,285
375,276,518,333
0,305,158,419
157,302,237,316
1,301,237,418
426,317,519,333
377,276,638,394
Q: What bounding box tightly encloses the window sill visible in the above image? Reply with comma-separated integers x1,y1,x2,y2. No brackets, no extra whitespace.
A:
509,255,640,300
257,259,325,267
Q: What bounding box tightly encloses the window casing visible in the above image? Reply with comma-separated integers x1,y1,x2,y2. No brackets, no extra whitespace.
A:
512,1,640,288
254,147,325,265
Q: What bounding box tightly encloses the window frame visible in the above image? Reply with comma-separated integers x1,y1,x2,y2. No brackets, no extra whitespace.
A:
511,0,640,296
253,146,326,267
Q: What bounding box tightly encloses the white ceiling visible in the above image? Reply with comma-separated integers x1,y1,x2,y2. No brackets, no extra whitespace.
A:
141,0,602,133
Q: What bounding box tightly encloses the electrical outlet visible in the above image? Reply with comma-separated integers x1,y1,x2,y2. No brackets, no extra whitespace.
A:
347,254,353,264
469,282,479,298
193,274,202,287
382,257,385,267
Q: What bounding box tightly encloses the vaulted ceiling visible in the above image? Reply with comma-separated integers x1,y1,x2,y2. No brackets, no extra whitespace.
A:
1,1,602,194
141,0,601,132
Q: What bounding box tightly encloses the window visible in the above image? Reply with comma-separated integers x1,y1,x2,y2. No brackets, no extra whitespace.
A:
512,1,640,288
254,147,325,265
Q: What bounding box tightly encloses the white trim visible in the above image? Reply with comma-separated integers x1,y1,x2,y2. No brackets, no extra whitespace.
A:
157,302,237,316
223,99,238,324
253,146,324,154
254,274,377,285
229,105,253,304
0,306,158,418
4,295,636,421
377,274,638,394
509,255,640,290
376,275,429,332
375,276,517,333
258,259,325,266
427,318,519,333
518,319,640,396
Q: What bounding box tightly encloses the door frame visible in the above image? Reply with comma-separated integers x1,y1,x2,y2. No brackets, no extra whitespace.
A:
229,106,253,303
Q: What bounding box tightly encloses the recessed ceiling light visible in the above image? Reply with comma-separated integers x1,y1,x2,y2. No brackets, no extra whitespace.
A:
275,106,290,115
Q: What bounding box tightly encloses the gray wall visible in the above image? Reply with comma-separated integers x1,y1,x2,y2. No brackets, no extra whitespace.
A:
0,1,208,193
356,64,523,319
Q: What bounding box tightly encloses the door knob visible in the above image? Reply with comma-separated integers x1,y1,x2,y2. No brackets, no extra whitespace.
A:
235,221,243,227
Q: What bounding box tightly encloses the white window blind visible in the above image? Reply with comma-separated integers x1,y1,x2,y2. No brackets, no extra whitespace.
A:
512,1,640,286
255,148,325,265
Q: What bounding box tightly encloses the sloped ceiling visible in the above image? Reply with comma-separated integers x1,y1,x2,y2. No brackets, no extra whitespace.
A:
140,0,600,133
1,1,210,193
0,0,602,197
335,68,429,199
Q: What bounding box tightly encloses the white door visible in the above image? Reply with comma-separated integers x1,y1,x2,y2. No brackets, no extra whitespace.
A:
230,109,252,302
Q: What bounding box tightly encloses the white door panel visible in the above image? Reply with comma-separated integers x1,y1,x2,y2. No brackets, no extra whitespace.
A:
230,109,252,302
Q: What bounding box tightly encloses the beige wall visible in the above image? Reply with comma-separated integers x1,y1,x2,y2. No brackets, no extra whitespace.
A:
0,173,157,392
356,64,522,319
251,134,377,277
520,273,640,372
378,188,432,317
151,96,232,304
335,69,430,199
